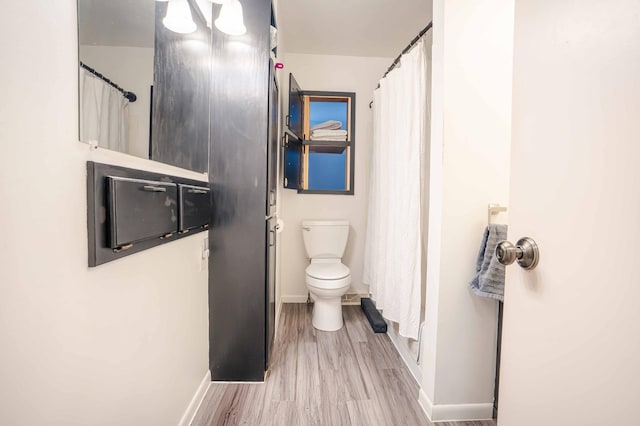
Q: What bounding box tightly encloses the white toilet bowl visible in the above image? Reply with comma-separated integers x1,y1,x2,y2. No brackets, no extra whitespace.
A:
301,220,351,331
305,260,351,331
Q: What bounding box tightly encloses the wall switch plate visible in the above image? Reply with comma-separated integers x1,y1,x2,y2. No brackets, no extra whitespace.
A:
201,237,210,271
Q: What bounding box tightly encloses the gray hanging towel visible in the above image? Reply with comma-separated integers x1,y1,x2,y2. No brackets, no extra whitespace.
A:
469,224,508,301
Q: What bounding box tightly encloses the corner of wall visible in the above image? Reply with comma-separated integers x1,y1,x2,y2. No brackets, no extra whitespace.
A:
418,388,434,421
178,369,212,426
419,388,494,422
419,0,512,418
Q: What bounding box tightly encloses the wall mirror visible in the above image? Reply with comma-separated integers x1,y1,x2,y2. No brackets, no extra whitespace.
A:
78,0,211,173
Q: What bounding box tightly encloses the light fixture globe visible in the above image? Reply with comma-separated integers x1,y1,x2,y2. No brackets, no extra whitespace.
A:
163,0,197,34
214,0,246,36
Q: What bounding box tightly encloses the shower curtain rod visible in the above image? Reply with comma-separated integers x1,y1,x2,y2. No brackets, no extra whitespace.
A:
382,20,433,81
80,62,137,103
370,20,433,108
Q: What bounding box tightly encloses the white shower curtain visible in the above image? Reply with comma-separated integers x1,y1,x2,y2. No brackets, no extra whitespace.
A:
79,67,129,152
363,37,430,340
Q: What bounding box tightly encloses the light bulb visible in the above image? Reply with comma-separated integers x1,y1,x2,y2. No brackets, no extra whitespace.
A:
163,0,197,34
214,0,246,36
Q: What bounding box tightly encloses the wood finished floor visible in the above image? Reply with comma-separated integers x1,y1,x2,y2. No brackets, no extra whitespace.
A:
192,304,496,426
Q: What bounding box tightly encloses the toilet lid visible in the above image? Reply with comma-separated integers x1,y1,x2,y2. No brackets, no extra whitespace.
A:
306,263,350,280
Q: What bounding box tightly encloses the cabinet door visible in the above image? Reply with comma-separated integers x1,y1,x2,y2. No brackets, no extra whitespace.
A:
287,72,304,140
283,132,302,190
178,184,210,231
265,216,277,369
267,62,279,213
107,177,178,248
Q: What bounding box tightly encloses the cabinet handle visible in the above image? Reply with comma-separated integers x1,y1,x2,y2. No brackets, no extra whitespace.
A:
188,188,208,194
113,243,133,253
142,185,166,192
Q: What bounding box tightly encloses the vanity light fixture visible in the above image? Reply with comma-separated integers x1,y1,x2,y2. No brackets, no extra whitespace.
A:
194,0,229,31
163,0,197,34
214,0,247,36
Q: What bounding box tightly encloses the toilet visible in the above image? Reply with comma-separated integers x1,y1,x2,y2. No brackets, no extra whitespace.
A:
301,220,351,331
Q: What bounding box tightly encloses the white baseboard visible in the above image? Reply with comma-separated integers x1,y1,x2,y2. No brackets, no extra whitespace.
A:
179,369,211,426
385,320,422,384
418,388,493,422
281,292,369,305
281,295,308,303
419,388,434,420
275,299,283,336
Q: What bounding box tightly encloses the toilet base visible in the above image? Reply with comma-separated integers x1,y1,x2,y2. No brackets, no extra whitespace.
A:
312,296,344,331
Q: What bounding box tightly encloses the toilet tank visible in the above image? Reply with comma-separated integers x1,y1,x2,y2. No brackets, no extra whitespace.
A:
301,220,349,259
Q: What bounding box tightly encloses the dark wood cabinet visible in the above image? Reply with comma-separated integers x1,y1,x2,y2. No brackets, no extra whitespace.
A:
107,177,178,248
208,0,277,381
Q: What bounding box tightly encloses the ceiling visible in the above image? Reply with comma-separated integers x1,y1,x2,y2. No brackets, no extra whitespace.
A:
78,0,155,48
277,0,433,58
78,0,433,56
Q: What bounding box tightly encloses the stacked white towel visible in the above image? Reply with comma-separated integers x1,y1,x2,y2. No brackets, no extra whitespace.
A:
310,120,342,131
310,120,347,141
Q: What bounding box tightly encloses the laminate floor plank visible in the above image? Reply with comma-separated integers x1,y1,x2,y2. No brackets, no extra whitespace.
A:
236,383,268,425
295,341,321,426
369,331,406,369
334,325,371,402
265,305,298,402
343,305,371,343
266,401,305,426
193,304,497,426
299,303,317,343
207,384,249,426
316,328,341,370
191,383,229,426
349,341,385,401
346,398,389,426
318,368,352,426
377,368,430,426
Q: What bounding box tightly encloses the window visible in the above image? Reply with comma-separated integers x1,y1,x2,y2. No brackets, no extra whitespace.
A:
284,73,355,194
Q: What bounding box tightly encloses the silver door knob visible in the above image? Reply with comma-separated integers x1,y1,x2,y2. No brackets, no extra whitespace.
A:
495,237,540,270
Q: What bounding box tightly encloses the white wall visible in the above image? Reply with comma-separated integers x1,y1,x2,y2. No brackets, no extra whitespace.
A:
278,53,391,301
0,1,210,425
420,0,514,421
79,45,154,159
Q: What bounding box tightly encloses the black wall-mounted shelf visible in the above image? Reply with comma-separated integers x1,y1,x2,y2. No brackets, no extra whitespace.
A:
284,74,356,194
87,161,210,267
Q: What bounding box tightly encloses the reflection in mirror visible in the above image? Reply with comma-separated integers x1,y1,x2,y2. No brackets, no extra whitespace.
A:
78,0,211,173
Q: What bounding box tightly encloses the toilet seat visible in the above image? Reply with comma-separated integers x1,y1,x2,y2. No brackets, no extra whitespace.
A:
306,275,351,291
305,262,351,291
305,262,350,280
